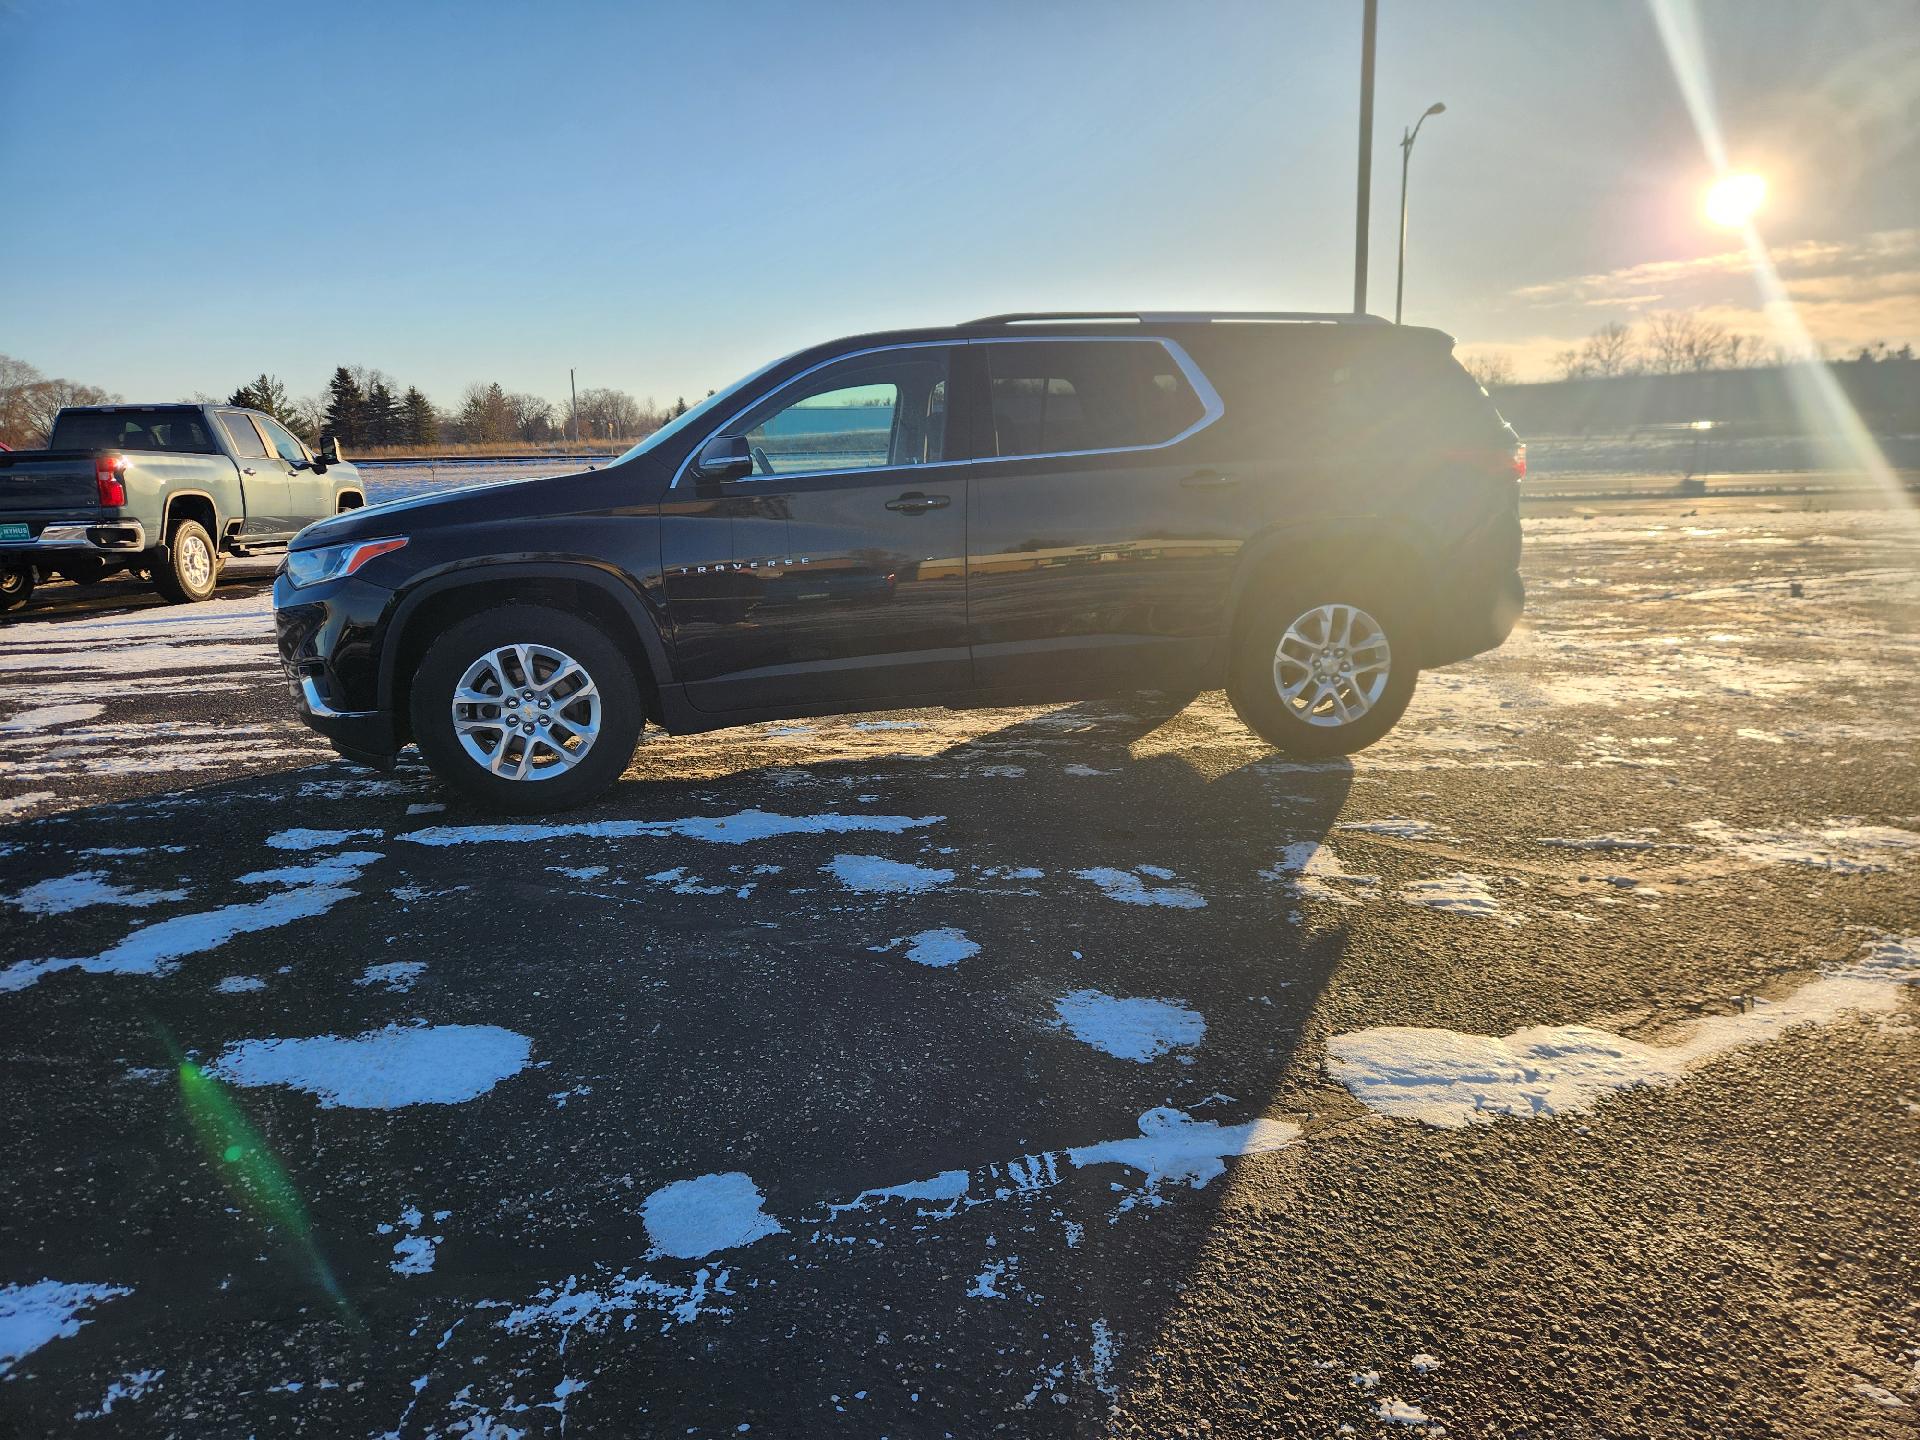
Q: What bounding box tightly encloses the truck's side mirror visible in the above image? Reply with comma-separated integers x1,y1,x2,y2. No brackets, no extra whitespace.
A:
693,433,753,483
314,436,341,471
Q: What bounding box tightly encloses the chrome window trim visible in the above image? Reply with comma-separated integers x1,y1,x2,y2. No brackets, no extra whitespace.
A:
669,336,1225,488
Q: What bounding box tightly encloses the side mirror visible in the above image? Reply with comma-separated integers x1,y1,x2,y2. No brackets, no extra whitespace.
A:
693,433,753,482
315,436,342,470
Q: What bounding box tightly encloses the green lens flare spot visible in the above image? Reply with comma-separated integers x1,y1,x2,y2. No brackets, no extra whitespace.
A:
223,1144,244,1162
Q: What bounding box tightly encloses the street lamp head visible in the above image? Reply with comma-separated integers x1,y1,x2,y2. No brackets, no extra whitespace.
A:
1425,102,1447,117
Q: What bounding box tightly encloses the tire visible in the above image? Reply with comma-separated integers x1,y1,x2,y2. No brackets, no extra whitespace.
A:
409,604,643,813
151,519,219,604
0,562,33,614
1226,573,1419,758
55,556,108,587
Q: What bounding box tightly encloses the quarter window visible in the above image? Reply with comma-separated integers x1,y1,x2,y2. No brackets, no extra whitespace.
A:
724,348,953,478
216,412,269,458
983,341,1206,458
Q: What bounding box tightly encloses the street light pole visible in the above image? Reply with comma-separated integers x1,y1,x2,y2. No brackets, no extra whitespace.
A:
1394,102,1446,325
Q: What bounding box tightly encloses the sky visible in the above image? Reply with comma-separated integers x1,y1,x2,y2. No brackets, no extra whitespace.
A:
1,0,1915,408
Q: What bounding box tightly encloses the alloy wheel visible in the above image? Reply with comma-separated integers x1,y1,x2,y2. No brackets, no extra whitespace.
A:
450,642,602,781
1272,602,1392,727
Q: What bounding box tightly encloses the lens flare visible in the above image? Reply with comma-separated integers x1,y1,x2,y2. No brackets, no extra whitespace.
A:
1704,172,1766,228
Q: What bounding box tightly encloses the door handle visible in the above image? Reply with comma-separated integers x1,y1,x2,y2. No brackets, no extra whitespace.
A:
242,467,257,475
1181,469,1239,488
886,491,950,512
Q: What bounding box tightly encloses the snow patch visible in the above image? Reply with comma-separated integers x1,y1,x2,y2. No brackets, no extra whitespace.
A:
641,1173,784,1260
1327,937,1920,1128
872,927,978,967
7,869,187,916
1075,866,1205,909
266,826,382,850
212,1023,531,1108
213,975,266,994
1690,818,1920,873
1337,818,1445,840
1264,842,1377,907
0,1280,131,1375
1067,1106,1299,1202
355,961,425,992
825,854,954,894
0,703,104,733
1398,872,1518,923
1051,990,1205,1062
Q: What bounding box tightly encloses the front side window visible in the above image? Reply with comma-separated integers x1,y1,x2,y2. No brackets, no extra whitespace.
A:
724,347,952,478
984,340,1206,458
255,415,309,466
216,412,269,458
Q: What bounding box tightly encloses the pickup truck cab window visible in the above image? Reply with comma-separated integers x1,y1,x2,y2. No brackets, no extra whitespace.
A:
982,339,1209,458
216,411,270,458
256,414,310,467
722,347,952,480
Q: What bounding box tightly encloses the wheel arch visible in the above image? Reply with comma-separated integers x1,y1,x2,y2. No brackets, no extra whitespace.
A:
1226,516,1437,657
380,562,671,740
161,489,221,544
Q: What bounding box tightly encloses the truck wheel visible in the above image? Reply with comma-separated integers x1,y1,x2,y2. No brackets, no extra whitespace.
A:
1226,576,1419,758
151,520,219,604
409,604,643,814
0,562,34,614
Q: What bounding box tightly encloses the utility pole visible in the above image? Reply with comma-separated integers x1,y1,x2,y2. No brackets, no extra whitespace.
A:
1395,102,1446,325
1353,0,1378,315
569,369,579,446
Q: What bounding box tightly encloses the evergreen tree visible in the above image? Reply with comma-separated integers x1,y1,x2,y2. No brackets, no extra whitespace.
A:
402,387,438,447
324,367,365,446
364,381,398,446
226,373,299,428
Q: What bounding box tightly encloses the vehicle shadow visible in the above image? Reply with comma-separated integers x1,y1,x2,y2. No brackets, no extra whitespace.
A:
0,692,1355,1435
0,561,280,624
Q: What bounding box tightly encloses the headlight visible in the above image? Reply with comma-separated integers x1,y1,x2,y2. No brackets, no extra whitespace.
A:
283,536,409,589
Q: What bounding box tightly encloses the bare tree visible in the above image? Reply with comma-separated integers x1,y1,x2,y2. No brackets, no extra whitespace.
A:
574,387,645,440
1553,348,1586,381
1579,321,1636,377
0,354,119,447
1460,353,1516,390
506,392,557,443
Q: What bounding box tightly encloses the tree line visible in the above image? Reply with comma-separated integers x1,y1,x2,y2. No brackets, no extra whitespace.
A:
0,352,690,452
1464,310,1917,390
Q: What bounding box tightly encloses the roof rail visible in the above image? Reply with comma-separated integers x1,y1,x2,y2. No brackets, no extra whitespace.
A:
965,310,1391,326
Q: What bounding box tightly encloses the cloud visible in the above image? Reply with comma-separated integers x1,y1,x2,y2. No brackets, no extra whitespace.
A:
1511,229,1920,308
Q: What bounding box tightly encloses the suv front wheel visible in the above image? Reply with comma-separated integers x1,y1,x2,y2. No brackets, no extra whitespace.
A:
1227,580,1418,758
410,604,643,812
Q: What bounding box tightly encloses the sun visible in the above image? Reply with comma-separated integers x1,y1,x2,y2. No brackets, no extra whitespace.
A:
1704,172,1767,228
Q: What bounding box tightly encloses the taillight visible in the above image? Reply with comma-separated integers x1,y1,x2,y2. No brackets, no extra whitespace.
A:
94,455,127,507
1441,445,1526,482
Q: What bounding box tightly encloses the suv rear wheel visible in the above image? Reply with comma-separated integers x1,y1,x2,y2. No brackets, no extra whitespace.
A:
410,604,643,813
1227,578,1418,757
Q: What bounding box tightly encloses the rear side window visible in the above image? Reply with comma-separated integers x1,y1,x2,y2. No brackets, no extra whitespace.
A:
1324,345,1499,448
983,340,1206,458
216,412,270,458
51,410,219,453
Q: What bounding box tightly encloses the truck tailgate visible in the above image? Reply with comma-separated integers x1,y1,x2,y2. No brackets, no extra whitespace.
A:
0,453,101,513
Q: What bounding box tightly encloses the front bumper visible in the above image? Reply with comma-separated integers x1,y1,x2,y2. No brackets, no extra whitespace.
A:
274,570,401,763
0,519,148,555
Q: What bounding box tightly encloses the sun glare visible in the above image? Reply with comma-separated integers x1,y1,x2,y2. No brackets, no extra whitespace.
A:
1704,171,1766,228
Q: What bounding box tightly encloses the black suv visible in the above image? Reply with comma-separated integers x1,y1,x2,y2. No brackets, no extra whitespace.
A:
274,312,1524,812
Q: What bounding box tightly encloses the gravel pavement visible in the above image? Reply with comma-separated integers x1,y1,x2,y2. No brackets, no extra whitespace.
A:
1,494,1917,1438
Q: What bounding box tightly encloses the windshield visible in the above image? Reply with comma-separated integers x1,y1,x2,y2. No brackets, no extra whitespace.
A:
612,353,795,466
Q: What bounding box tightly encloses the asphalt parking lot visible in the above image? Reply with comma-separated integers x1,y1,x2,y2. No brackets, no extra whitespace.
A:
2,495,1917,1438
